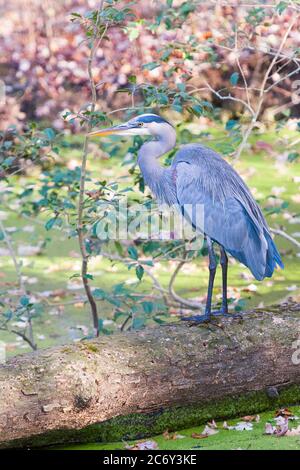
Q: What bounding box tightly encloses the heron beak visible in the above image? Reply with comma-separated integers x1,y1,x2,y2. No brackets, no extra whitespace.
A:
88,125,125,137
88,123,150,137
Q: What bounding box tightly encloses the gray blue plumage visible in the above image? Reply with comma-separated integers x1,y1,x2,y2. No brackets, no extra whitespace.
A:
135,114,283,281
172,143,283,280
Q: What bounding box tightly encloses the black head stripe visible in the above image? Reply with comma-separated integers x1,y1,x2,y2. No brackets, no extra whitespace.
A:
136,114,173,126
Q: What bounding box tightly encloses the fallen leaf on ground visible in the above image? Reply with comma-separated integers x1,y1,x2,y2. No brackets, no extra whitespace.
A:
275,416,288,426
265,418,289,436
241,415,256,422
125,440,158,450
223,421,253,431
286,425,300,436
191,422,219,439
243,284,258,292
191,433,208,439
254,141,274,154
275,420,289,437
265,423,277,435
275,408,294,418
286,285,298,291
50,289,68,298
18,244,42,256
163,430,185,440
74,302,85,308
207,419,217,428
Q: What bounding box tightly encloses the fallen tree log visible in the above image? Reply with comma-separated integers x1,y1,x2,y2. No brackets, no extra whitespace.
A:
0,302,300,449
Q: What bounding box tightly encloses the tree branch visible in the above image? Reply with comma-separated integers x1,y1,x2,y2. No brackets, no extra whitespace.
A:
77,1,106,337
271,228,300,250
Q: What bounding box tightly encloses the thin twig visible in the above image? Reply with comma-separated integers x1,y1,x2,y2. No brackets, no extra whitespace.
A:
271,228,300,250
0,220,24,292
234,18,296,161
235,30,251,109
203,80,255,116
77,1,106,337
168,258,203,310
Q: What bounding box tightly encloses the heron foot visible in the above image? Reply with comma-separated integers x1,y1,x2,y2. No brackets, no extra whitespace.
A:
181,313,211,323
211,310,243,319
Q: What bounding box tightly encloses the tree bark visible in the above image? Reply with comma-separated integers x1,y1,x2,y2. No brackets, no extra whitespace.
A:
0,302,300,448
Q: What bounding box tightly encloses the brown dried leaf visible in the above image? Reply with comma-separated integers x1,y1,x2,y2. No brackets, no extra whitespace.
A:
163,430,185,440
241,415,256,422
191,432,209,439
275,408,294,418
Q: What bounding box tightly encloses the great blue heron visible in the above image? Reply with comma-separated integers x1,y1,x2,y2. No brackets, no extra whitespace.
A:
89,113,284,322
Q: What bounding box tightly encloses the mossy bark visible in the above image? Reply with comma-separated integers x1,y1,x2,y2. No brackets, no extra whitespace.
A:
0,302,299,449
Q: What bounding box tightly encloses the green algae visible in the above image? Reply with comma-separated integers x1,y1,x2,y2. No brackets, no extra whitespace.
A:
4,383,299,449
62,406,300,451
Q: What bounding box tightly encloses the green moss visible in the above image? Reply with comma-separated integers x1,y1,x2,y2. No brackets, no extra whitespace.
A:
3,383,299,449
63,406,300,450
83,344,99,353
74,384,300,444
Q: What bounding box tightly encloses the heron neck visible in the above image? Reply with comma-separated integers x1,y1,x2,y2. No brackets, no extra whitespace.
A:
137,128,177,204
137,127,176,178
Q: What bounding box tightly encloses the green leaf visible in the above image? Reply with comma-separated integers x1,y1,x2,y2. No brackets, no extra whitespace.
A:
132,316,145,330
2,157,15,168
114,241,124,256
276,1,287,15
142,301,153,315
128,246,138,260
136,264,144,281
161,49,172,62
142,62,160,71
20,296,30,307
45,217,56,231
172,101,182,113
69,273,80,279
157,93,169,105
230,72,239,86
177,82,186,92
44,128,56,140
128,75,137,84
128,28,140,41
225,119,238,131
70,12,82,18
288,152,299,163
45,217,62,231
93,288,106,299
190,104,202,117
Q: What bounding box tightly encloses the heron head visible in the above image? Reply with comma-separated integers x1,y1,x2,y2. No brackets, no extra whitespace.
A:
88,113,173,138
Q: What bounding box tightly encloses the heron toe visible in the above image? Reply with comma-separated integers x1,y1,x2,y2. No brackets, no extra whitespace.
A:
181,314,211,323
211,310,243,319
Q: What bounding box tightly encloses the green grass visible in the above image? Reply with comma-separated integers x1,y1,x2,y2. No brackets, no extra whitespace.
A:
62,406,300,450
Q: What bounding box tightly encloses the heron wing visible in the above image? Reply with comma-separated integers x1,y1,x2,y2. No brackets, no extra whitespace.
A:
173,145,283,280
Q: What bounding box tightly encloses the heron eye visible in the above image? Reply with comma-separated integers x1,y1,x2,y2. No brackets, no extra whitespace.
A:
138,122,144,127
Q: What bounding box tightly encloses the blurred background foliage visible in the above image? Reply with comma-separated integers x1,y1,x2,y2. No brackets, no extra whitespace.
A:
1,0,300,128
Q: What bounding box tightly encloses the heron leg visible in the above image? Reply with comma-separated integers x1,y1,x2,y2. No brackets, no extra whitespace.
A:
220,245,228,315
205,236,217,317
211,247,243,318
181,236,216,324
